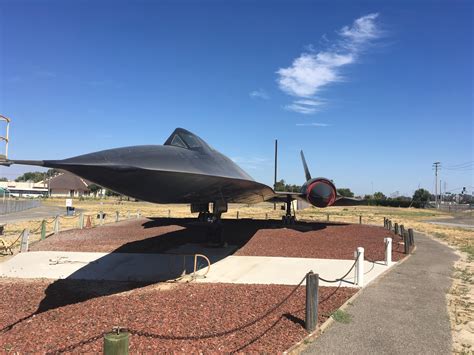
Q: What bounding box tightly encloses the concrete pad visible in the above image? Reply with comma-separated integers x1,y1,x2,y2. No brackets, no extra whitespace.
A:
0,251,206,282
197,256,393,287
0,251,394,287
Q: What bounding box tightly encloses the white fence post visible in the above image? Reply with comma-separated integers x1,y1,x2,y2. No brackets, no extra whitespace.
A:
115,211,119,223
356,247,364,287
20,229,29,252
384,237,392,266
79,213,84,229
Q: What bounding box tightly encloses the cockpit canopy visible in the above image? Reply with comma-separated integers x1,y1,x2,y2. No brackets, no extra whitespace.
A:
164,128,211,151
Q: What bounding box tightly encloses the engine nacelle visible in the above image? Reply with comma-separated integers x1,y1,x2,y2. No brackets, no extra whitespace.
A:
302,178,337,208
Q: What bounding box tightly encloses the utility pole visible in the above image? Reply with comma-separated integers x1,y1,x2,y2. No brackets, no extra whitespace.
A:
273,139,278,210
433,162,441,208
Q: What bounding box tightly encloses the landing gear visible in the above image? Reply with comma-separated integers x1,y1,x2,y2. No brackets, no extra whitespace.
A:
192,202,227,246
281,196,296,225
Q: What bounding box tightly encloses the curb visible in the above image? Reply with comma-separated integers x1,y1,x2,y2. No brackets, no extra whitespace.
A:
284,244,416,354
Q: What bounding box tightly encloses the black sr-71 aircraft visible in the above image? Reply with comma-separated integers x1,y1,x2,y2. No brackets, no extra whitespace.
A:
1,128,359,223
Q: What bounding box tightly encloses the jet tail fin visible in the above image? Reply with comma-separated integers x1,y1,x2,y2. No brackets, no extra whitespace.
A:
300,150,312,181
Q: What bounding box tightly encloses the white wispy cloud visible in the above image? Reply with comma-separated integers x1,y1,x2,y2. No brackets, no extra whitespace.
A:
231,156,269,170
295,122,331,127
277,13,381,114
249,89,270,100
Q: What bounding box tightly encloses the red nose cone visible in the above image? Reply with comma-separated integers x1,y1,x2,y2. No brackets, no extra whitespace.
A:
306,179,337,208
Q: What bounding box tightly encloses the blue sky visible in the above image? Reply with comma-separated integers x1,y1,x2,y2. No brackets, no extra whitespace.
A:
0,0,472,197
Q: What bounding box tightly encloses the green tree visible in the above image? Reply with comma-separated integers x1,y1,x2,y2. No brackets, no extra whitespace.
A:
373,191,386,200
412,188,430,203
105,189,120,197
88,184,102,197
273,179,301,192
274,179,286,191
337,188,354,197
15,171,45,182
0,177,8,182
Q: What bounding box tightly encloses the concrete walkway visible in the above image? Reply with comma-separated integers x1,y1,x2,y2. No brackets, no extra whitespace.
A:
303,233,458,355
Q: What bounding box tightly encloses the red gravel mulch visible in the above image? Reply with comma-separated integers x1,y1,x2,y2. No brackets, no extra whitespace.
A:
235,223,405,261
31,218,404,261
0,279,356,353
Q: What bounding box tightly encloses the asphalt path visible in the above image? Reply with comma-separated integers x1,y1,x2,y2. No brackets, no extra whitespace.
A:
0,205,68,223
425,216,474,229
303,232,458,355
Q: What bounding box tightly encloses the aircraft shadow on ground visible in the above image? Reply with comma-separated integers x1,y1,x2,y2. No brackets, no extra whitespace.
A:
3,217,349,331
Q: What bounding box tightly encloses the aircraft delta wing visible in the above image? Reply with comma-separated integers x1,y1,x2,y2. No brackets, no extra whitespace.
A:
0,128,361,218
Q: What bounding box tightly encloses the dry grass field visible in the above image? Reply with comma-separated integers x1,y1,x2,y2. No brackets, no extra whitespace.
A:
0,198,472,353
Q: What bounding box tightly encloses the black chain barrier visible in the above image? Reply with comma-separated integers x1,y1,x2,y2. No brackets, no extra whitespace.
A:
45,273,309,353
125,273,308,341
317,251,360,283
47,332,107,354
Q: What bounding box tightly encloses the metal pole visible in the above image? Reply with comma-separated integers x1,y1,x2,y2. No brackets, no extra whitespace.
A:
433,162,440,208
384,237,392,265
273,139,278,210
305,272,319,332
356,247,364,286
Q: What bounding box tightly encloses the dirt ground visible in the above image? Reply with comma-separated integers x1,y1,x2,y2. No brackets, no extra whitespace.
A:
0,279,356,353
30,218,403,262
1,199,472,352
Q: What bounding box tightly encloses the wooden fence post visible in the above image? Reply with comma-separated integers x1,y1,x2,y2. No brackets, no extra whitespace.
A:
403,231,410,254
359,215,362,224
79,213,84,229
104,330,129,355
394,223,399,235
54,216,60,234
20,229,29,252
41,220,46,240
408,228,415,247
305,272,319,332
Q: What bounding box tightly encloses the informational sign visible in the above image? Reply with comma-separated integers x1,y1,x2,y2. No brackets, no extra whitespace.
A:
66,199,73,207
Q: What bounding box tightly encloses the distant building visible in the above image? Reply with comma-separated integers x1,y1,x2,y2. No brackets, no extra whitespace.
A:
0,180,48,198
0,171,104,198
42,172,93,197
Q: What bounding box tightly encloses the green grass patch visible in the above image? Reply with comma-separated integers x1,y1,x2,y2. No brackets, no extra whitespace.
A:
331,309,352,324
459,244,474,261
